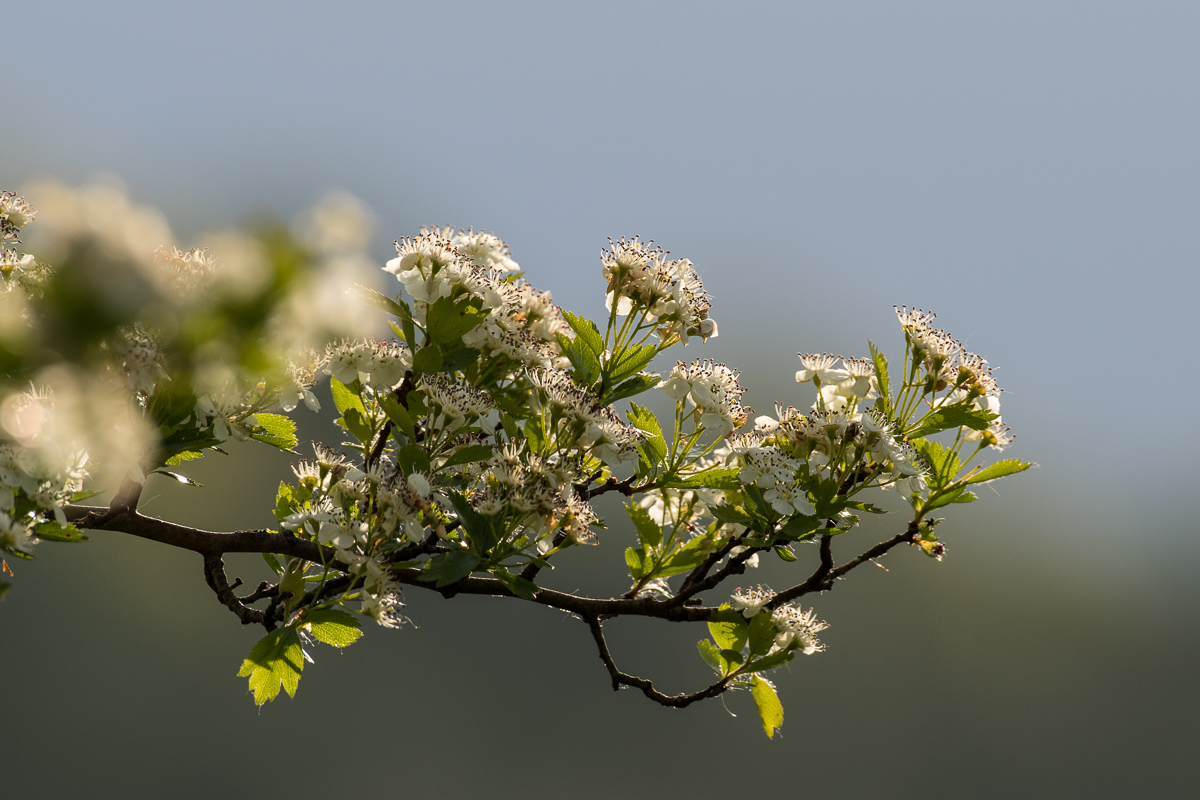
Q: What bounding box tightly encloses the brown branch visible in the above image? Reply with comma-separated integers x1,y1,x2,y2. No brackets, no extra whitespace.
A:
584,615,731,707
765,521,919,609
202,552,268,627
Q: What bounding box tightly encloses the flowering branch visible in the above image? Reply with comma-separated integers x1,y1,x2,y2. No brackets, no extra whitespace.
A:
1,185,1032,737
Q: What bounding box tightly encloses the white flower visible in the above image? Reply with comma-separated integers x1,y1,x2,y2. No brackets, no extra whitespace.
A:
771,603,829,655
407,472,431,498
730,585,774,618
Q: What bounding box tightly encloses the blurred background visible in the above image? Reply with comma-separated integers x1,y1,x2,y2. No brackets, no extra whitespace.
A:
3,1,1198,797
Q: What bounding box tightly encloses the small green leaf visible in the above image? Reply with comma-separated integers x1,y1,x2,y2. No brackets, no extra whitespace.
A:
869,339,891,416
561,310,604,356
490,567,539,600
164,450,204,467
557,334,601,384
657,536,711,577
912,439,960,490
330,377,366,416
251,412,300,452
625,501,663,549
661,468,741,490
379,394,417,440
777,513,819,540
441,444,494,469
304,608,364,648
751,675,784,738
149,469,203,487
412,344,444,374
237,627,305,706
343,408,374,445
602,373,662,405
907,402,997,439
742,650,794,675
774,545,798,562
707,605,750,652
608,343,658,384
419,550,481,587
965,459,1033,485
353,284,410,318
697,639,723,672
33,521,87,543
747,611,777,656
262,552,284,575
625,547,647,580
710,504,755,527
442,346,481,372
426,296,487,344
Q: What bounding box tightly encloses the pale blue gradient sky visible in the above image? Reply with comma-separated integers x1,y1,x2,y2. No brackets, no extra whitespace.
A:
4,2,1198,797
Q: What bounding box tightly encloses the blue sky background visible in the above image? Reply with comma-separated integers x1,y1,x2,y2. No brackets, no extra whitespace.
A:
4,2,1198,797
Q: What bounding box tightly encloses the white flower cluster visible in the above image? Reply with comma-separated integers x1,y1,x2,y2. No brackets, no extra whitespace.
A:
730,586,829,656
894,306,1012,450
795,353,877,412
114,325,167,396
0,192,38,294
525,368,646,466
601,236,718,343
474,441,598,546
662,359,751,437
326,338,411,389
423,374,494,426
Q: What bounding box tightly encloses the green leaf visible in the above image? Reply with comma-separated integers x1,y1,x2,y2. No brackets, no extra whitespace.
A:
751,675,784,738
747,611,777,656
343,408,374,445
710,504,755,527
777,513,819,540
965,458,1033,485
445,491,501,553
353,284,409,319
912,439,960,490
869,339,891,416
844,500,886,514
490,567,539,600
707,605,750,652
907,402,997,439
923,485,970,512
251,412,299,452
420,550,482,587
441,444,494,469
426,296,487,345
379,394,417,440
628,402,667,466
657,536,711,577
774,545,798,562
412,344,444,374
661,468,741,490
742,650,794,675
164,450,204,467
262,552,284,575
304,608,363,648
557,333,601,385
625,547,647,580
441,346,481,372
602,373,662,405
625,501,663,549
697,639,723,672
237,627,305,706
561,310,604,356
330,377,366,416
33,521,87,543
608,343,658,384
149,469,203,487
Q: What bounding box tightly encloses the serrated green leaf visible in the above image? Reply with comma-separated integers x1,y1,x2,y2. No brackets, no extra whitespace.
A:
426,296,487,345
609,343,658,384
747,610,777,656
965,459,1033,485
164,450,204,467
603,372,662,405
412,344,444,374
907,402,997,439
330,377,366,416
353,283,410,318
561,310,604,356
742,650,794,675
657,536,711,577
777,513,819,540
250,417,297,453
419,550,481,587
237,627,305,706
33,521,87,543
751,675,784,738
304,608,363,648
912,439,959,490
628,402,667,463
710,504,755,527
442,346,481,372
661,467,741,490
625,547,647,580
557,333,601,384
922,484,969,512
625,501,663,549
708,605,750,652
441,444,494,469
490,567,539,600
697,639,723,671
869,339,891,416
774,545,798,562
